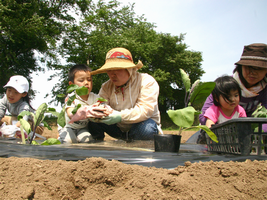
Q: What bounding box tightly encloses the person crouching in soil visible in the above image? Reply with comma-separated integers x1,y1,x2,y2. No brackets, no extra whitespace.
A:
88,47,161,141
0,75,43,135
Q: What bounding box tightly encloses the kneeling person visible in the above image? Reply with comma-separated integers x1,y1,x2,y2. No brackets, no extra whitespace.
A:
89,47,161,141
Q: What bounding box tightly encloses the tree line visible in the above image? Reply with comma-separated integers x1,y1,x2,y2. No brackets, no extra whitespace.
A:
0,0,204,114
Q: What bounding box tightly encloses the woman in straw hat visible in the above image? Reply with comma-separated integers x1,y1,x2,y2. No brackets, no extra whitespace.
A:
88,47,161,141
198,43,267,143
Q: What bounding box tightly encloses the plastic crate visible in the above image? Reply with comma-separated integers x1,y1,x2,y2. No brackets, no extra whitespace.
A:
206,118,267,156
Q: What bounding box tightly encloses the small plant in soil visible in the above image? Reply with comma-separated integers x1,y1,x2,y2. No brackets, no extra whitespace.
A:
167,69,218,142
18,103,60,145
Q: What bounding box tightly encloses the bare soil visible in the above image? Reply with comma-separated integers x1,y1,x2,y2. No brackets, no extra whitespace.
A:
1,127,266,199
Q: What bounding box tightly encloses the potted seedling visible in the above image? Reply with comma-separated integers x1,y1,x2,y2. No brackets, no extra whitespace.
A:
251,104,267,153
252,104,267,118
154,69,218,152
18,103,61,145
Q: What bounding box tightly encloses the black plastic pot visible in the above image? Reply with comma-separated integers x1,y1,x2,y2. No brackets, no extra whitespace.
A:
154,134,182,152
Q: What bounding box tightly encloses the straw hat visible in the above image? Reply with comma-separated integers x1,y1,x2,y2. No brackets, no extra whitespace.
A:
235,43,267,69
91,47,143,75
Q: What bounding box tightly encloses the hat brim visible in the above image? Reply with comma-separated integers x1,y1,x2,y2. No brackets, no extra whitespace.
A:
3,83,25,93
91,60,143,75
235,59,267,69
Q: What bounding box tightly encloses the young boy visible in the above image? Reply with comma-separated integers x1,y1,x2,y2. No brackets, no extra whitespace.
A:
58,64,104,144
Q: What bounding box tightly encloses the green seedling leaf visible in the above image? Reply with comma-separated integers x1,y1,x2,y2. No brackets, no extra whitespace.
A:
167,106,197,128
41,138,61,145
34,103,48,126
17,111,34,121
180,68,191,92
67,84,79,93
189,80,200,99
66,95,76,106
42,121,52,130
182,126,200,132
187,125,218,143
19,118,31,134
252,105,267,118
31,141,39,145
57,107,66,128
20,125,26,144
47,107,56,112
72,104,81,115
195,110,202,115
97,97,108,103
190,80,200,93
47,110,59,118
75,86,89,96
190,82,215,106
252,104,262,115
46,107,61,119
198,125,218,143
185,125,218,143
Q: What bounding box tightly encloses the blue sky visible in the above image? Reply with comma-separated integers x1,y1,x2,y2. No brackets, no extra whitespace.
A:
126,0,267,81
31,0,267,110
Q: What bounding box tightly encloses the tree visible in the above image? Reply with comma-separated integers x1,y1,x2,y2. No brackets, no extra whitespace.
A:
1,0,204,114
0,0,92,95
53,0,204,114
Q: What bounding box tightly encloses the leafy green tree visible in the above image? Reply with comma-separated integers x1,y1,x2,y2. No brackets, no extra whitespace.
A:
53,0,204,114
1,0,204,114
0,0,92,94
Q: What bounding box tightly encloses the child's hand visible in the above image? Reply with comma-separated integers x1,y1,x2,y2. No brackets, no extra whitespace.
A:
92,102,113,115
15,121,21,128
68,105,107,124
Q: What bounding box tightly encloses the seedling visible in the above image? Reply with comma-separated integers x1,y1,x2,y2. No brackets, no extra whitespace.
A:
18,103,60,145
167,69,218,143
97,97,108,104
252,104,267,118
57,84,89,127
251,104,267,132
57,85,108,126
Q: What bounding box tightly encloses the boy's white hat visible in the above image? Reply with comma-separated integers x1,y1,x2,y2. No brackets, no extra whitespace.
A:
4,75,29,93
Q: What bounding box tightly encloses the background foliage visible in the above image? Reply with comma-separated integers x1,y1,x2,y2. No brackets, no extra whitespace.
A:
0,0,204,115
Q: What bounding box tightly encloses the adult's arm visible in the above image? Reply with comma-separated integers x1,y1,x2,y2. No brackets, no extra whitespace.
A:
100,74,159,124
199,94,214,125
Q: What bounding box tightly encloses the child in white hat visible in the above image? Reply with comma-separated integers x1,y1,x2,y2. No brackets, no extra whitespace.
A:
0,75,34,128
